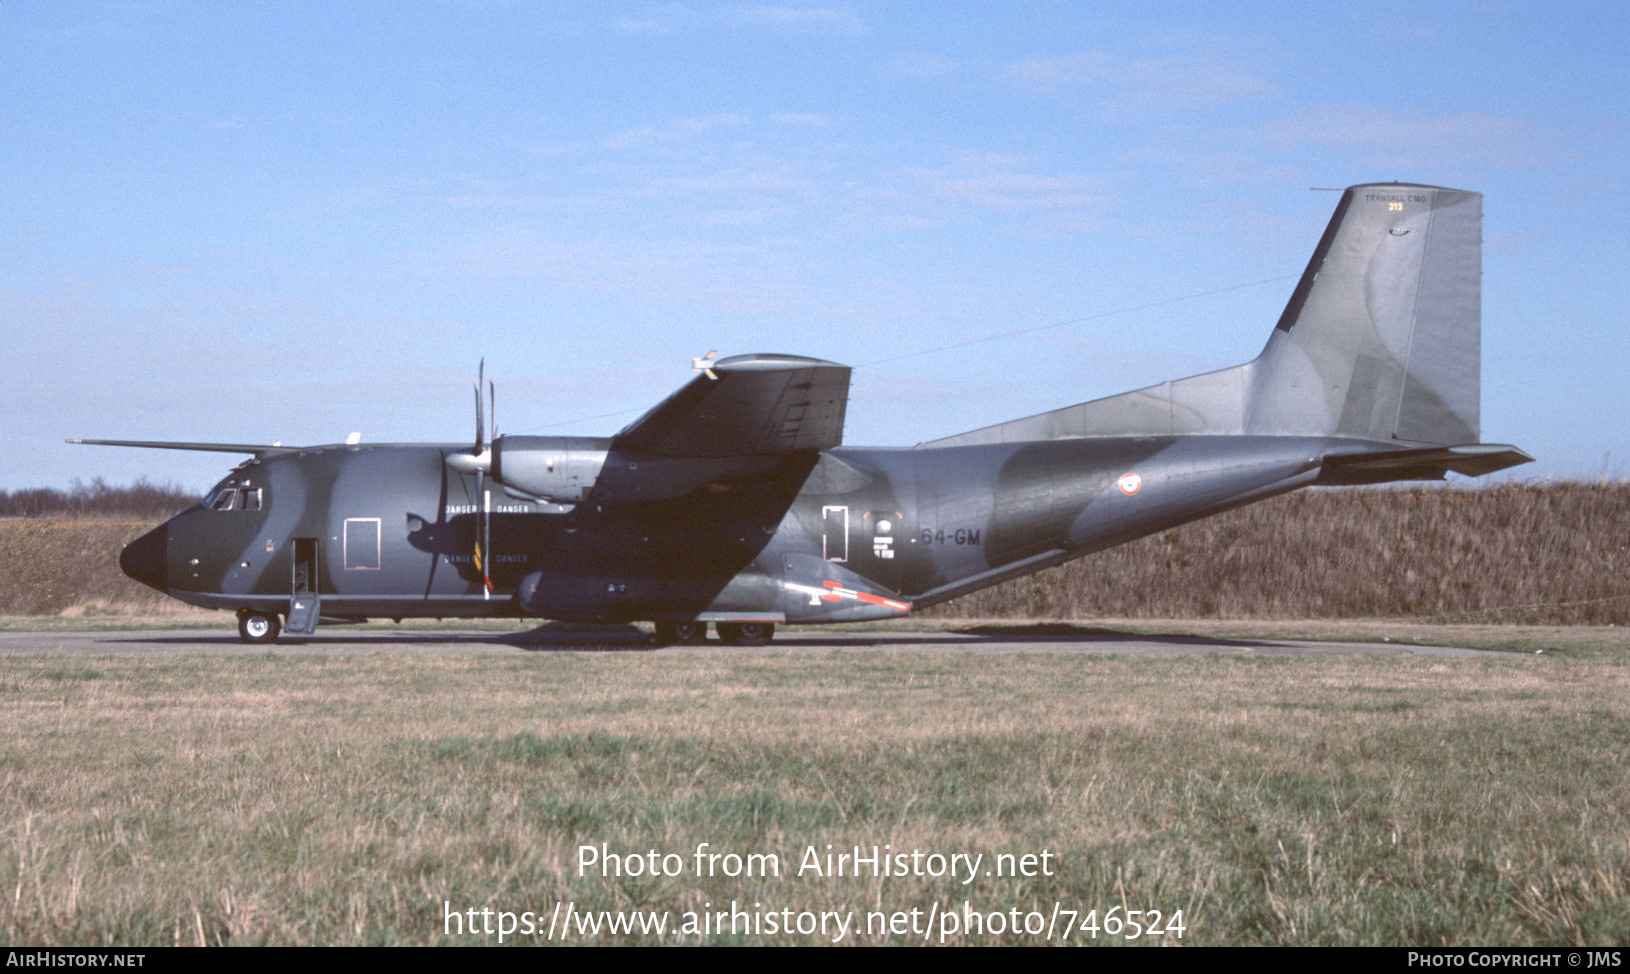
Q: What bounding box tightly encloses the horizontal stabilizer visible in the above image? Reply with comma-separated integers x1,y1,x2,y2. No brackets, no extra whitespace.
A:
612,354,850,457
1317,443,1534,485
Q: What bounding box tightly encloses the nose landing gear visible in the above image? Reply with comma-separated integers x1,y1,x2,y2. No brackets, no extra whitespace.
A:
237,608,282,644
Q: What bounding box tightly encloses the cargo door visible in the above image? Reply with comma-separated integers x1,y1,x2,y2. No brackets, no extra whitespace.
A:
286,537,320,634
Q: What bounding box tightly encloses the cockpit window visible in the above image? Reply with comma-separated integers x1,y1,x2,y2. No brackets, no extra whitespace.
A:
205,486,264,512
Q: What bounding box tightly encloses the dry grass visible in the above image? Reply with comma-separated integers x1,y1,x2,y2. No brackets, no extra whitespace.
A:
3,649,1629,945
0,520,175,616
4,481,1625,945
925,482,1630,625
6,482,1627,945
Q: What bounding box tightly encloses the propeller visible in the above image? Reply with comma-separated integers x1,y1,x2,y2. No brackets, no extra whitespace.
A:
448,360,497,596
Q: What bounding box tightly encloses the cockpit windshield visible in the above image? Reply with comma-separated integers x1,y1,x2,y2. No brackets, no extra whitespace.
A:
204,487,264,512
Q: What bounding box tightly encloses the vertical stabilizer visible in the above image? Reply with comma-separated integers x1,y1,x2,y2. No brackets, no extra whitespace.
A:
1248,184,1482,444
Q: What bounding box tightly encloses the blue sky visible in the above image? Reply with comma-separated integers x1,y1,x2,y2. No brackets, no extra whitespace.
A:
4,1,1626,491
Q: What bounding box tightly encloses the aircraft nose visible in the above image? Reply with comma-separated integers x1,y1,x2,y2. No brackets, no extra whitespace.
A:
120,524,169,592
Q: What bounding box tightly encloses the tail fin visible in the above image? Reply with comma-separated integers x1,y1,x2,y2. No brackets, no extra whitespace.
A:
928,183,1493,449
1248,183,1481,443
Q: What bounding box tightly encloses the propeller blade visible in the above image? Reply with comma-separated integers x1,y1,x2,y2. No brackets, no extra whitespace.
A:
482,478,493,595
474,467,492,595
446,362,493,475
473,359,486,455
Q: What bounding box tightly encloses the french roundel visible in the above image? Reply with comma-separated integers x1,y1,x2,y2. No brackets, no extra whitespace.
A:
1117,472,1142,495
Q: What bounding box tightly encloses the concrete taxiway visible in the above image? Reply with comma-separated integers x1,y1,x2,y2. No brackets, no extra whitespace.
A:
0,625,1502,657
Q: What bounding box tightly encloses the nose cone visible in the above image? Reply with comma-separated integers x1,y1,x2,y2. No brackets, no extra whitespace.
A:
120,524,169,592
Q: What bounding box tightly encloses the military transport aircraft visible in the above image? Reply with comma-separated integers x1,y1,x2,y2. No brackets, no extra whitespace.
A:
74,183,1530,644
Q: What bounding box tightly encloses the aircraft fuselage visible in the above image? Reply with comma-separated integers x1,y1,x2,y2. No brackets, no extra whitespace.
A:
122,434,1347,629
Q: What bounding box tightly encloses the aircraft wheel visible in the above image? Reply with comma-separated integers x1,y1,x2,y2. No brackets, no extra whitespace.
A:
715,622,774,646
653,620,707,646
237,609,282,645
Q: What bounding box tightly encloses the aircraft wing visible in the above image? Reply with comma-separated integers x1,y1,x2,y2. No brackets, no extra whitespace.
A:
67,439,300,458
610,354,850,457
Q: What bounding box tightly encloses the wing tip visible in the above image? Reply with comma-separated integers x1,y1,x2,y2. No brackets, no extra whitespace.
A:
713,353,847,372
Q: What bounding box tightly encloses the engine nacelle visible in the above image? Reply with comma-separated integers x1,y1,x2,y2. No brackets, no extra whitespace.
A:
490,436,610,504
467,435,813,506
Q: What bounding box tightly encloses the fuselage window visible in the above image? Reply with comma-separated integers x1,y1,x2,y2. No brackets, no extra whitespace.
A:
241,488,263,511
209,488,239,511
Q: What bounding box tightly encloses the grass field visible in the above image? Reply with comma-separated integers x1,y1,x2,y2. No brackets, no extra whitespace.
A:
4,630,1629,946
921,481,1630,625
4,482,1627,945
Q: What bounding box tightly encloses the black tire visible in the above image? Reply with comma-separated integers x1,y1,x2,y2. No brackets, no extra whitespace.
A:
715,621,774,646
653,620,707,646
237,610,282,644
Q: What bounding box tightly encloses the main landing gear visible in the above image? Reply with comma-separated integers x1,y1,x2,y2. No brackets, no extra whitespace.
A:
716,621,774,646
653,620,707,646
651,621,776,646
237,608,282,645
